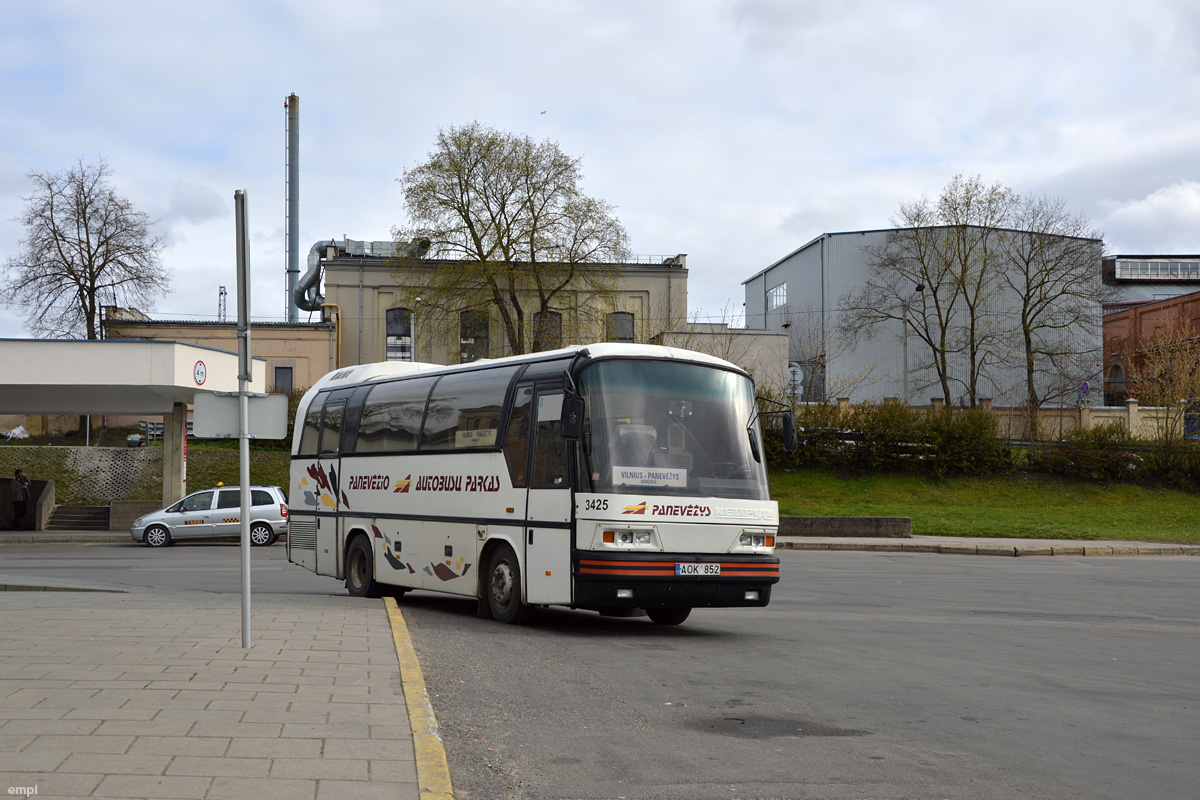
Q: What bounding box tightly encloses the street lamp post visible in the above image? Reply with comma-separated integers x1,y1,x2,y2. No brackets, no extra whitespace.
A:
413,297,421,362
902,284,924,406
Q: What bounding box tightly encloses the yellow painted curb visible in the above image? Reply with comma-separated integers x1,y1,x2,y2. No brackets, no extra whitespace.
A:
385,596,455,800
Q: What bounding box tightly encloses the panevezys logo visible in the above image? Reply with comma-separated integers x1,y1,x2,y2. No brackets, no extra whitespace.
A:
651,503,712,517
348,474,390,491
393,475,412,493
622,501,647,515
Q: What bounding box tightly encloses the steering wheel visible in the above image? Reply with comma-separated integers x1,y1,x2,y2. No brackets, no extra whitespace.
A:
709,461,739,479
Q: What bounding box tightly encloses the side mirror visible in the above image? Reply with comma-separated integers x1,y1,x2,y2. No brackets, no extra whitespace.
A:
561,397,585,440
782,412,798,452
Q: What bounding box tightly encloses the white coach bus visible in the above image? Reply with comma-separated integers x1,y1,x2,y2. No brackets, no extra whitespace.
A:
287,343,795,625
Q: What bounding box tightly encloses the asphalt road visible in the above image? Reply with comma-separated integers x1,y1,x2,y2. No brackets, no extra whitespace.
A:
6,544,1198,799
399,551,1200,800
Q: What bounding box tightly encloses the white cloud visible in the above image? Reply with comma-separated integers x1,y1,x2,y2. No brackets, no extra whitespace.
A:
3,0,1200,339
1098,181,1200,253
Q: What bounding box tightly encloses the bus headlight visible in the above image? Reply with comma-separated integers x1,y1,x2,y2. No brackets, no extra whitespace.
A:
600,527,659,549
734,530,775,551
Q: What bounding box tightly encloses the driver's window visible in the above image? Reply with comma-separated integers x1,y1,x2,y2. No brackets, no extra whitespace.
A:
532,391,568,488
181,492,213,513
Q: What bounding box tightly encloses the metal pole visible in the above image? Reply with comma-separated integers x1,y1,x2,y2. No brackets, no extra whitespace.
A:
902,301,909,406
413,298,421,362
235,189,253,649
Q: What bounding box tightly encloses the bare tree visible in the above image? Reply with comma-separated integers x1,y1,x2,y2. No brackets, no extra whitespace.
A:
935,175,1018,406
393,122,629,356
841,194,963,404
4,157,169,339
998,195,1106,438
841,174,1102,413
1121,315,1200,445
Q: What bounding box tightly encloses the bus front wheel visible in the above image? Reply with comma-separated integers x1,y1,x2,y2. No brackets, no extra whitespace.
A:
486,544,530,624
346,536,383,598
647,607,691,625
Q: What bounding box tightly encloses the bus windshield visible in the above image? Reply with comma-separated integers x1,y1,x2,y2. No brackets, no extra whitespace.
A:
577,359,770,500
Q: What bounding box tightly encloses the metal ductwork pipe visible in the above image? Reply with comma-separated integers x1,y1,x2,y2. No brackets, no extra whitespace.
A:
294,240,331,313
293,238,432,314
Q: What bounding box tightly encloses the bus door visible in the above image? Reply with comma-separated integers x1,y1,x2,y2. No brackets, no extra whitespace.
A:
314,394,348,576
524,386,572,604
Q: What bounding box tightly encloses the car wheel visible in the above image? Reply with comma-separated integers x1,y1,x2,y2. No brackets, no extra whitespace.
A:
345,536,382,598
249,523,275,546
486,543,530,624
144,525,172,548
646,607,691,626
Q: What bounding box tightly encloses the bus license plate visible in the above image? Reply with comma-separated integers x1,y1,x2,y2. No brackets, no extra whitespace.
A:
676,563,720,576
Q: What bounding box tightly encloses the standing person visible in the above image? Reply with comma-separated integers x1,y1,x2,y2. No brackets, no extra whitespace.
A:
10,469,31,530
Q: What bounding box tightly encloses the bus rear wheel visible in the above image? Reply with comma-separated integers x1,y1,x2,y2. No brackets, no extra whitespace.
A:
647,607,691,626
346,536,383,598
486,544,530,624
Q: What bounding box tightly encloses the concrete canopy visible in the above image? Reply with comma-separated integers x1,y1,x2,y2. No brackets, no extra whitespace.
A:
0,340,266,414
0,339,269,508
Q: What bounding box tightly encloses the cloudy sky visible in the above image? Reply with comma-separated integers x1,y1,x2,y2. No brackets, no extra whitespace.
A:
3,0,1199,339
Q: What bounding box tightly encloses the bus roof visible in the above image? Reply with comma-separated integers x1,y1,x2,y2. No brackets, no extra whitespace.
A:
307,343,747,393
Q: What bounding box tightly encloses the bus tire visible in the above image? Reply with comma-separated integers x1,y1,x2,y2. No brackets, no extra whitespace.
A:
346,536,383,598
486,543,530,624
647,607,691,625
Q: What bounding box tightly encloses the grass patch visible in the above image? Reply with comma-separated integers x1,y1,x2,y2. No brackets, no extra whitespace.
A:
770,469,1200,544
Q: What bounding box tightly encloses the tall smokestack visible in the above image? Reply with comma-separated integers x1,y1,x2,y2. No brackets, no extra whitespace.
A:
285,93,300,323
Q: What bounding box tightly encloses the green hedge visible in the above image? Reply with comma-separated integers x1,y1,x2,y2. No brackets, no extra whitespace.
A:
763,402,1013,478
1026,423,1200,490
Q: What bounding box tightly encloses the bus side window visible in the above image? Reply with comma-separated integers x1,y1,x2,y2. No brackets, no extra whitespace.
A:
504,387,532,486
298,400,322,456
319,401,345,455
355,377,435,453
532,392,567,488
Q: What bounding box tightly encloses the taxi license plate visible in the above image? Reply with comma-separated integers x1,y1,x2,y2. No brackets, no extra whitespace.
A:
676,563,720,576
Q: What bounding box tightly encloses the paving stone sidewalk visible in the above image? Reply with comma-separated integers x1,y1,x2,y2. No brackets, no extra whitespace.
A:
0,588,420,800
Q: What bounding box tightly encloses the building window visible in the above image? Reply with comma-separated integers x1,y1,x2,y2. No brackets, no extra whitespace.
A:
767,283,787,309
1114,259,1200,281
273,366,293,394
532,310,562,351
460,310,489,363
606,311,634,343
386,307,412,361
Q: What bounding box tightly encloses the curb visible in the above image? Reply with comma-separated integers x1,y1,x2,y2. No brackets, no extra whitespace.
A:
385,596,455,800
776,539,1200,556
0,584,126,592
0,532,133,544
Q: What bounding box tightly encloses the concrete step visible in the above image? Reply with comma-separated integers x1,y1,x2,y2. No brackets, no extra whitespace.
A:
45,505,111,531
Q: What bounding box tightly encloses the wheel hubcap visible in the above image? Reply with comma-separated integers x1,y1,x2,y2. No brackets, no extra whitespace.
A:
491,561,514,608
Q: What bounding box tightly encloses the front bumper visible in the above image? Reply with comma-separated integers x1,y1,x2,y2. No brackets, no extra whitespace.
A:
573,551,779,609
